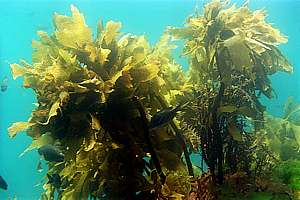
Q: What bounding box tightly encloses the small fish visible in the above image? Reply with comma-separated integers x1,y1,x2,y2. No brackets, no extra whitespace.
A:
38,145,65,162
37,160,43,173
36,25,50,31
0,175,8,190
149,102,189,130
1,76,8,92
47,173,61,189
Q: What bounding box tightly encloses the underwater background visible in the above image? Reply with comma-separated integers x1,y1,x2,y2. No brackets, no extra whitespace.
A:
0,0,299,199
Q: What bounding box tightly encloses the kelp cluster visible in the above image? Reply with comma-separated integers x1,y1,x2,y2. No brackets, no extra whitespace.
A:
8,5,191,200
168,0,292,182
7,1,299,200
168,0,298,199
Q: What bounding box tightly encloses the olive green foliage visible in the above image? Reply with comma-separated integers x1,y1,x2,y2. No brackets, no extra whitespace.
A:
273,160,300,190
237,100,299,191
257,97,300,165
255,98,300,199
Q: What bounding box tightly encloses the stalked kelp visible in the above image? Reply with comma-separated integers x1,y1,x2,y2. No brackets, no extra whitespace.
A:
168,0,297,199
8,5,192,200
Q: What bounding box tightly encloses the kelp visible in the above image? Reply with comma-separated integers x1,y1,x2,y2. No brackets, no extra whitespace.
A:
169,0,292,93
227,98,300,199
8,122,36,138
7,1,298,200
19,132,54,157
168,0,293,189
263,98,300,161
8,5,192,200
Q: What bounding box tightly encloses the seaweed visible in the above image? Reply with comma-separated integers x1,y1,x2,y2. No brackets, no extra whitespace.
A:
7,1,299,200
273,160,300,191
8,4,194,200
168,0,296,199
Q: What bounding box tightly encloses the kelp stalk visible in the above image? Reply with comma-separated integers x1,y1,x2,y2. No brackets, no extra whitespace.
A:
132,96,166,184
152,92,194,177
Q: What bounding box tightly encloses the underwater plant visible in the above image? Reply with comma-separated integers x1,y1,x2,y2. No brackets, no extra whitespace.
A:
7,0,299,200
272,160,300,191
254,98,300,199
167,0,296,199
8,5,193,200
263,97,300,162
249,97,300,176
168,0,292,183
